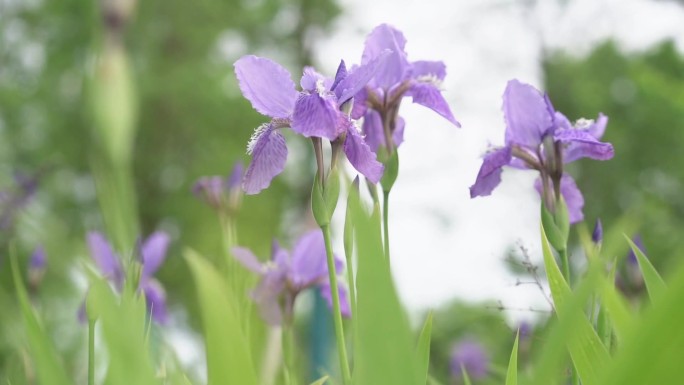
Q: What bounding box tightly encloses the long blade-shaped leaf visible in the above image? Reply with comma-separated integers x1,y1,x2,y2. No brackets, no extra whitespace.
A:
624,235,665,302
10,252,71,385
505,332,519,385
540,225,611,385
352,200,417,385
415,311,434,384
185,249,257,385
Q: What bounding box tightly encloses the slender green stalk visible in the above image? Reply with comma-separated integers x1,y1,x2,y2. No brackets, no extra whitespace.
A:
382,190,391,263
281,324,296,385
343,230,358,345
559,248,570,285
88,319,96,385
321,224,352,385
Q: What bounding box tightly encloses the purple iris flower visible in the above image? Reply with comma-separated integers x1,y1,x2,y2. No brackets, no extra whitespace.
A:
351,24,460,153
232,229,350,325
192,161,244,210
233,55,387,195
470,79,614,223
28,245,47,288
450,339,490,380
84,231,171,324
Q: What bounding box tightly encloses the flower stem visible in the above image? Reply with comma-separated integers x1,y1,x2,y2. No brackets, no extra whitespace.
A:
382,189,391,264
321,224,352,385
281,324,295,385
559,248,570,284
88,319,96,385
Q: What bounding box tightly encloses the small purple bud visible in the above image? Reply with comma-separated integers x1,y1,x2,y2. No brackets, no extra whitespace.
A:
450,339,489,380
227,162,244,192
592,218,603,245
192,176,227,209
627,235,645,266
29,245,47,288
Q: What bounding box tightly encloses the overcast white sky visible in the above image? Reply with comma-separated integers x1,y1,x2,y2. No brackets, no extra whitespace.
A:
313,0,684,322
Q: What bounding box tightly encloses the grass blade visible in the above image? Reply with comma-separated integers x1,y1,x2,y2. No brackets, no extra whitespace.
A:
415,311,434,384
624,235,666,302
505,332,519,385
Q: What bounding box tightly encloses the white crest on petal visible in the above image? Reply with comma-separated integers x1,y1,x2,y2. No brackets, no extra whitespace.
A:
246,123,270,155
416,74,444,89
574,118,595,130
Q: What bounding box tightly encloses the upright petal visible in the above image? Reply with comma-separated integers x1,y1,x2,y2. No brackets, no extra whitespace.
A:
362,24,410,89
234,55,298,118
588,113,608,139
232,246,265,274
243,124,288,195
411,60,446,82
559,174,585,224
469,147,513,198
334,50,391,104
351,87,369,120
289,230,328,288
408,82,460,127
554,128,614,163
291,93,339,139
141,231,171,279
361,110,384,152
319,281,351,318
142,279,169,324
344,124,385,183
87,232,123,285
330,60,348,92
503,79,554,148
300,66,328,92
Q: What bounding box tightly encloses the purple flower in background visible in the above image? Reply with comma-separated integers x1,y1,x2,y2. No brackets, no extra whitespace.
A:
0,171,41,231
28,245,47,288
193,161,244,210
232,229,350,325
353,24,460,153
592,218,603,245
233,55,387,194
470,79,614,223
450,339,490,380
626,235,645,266
84,231,171,324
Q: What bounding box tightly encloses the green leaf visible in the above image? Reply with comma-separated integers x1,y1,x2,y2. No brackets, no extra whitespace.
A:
87,277,159,385
540,225,611,385
310,376,330,385
624,235,666,302
461,365,472,385
415,311,434,384
599,262,632,344
505,332,519,385
185,249,258,385
541,203,567,252
10,251,71,385
599,254,684,385
351,199,417,385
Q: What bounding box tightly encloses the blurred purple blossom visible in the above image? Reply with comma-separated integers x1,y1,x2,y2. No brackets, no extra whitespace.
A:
233,54,387,194
193,162,244,210
353,24,460,153
470,79,614,223
232,229,350,325
0,172,40,231
592,218,603,245
450,339,490,380
83,231,171,324
28,245,47,288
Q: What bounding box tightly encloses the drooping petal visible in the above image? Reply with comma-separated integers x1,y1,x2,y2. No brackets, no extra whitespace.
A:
469,147,513,198
141,231,171,279
503,79,554,148
231,246,265,274
408,82,460,126
234,55,298,118
319,281,352,318
559,174,585,224
362,24,410,89
554,127,614,163
291,92,339,139
344,124,385,183
334,50,391,105
411,60,446,81
252,269,287,325
243,124,288,195
142,279,169,324
87,231,123,286
289,230,329,289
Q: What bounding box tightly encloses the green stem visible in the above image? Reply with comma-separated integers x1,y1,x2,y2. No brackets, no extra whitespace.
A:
343,228,358,346
382,190,391,264
281,324,295,385
321,224,352,385
559,248,570,284
88,319,96,385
